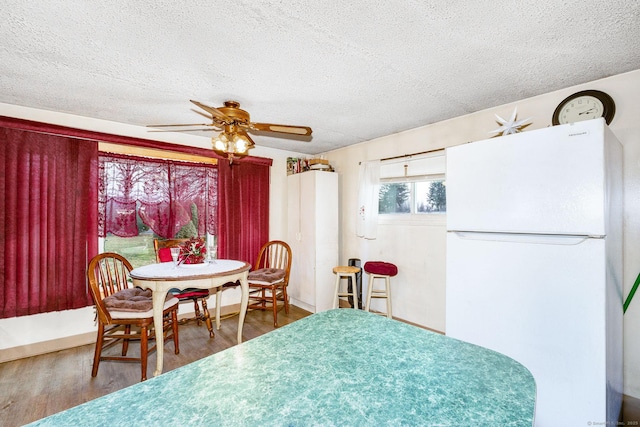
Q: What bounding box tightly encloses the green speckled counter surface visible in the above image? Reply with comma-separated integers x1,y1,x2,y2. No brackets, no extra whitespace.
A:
29,309,535,426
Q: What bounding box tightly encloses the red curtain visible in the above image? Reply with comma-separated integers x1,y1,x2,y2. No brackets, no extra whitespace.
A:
217,158,272,267
99,154,217,239
0,127,98,318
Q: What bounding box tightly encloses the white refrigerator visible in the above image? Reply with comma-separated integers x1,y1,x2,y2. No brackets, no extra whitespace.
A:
445,118,623,426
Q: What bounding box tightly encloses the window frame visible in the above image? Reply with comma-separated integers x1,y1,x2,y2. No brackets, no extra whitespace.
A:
377,151,446,226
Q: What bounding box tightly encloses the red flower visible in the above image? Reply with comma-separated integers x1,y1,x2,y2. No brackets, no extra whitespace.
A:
179,238,207,264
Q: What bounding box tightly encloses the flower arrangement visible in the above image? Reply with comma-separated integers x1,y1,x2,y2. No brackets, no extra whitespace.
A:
179,237,207,264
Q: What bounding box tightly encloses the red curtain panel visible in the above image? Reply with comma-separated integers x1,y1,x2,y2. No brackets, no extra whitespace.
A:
0,127,97,318
217,157,272,267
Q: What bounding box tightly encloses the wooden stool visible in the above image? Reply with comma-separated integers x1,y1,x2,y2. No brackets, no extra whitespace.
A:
333,266,361,309
364,261,398,318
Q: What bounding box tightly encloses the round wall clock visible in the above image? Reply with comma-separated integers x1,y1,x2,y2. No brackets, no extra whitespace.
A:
552,90,615,126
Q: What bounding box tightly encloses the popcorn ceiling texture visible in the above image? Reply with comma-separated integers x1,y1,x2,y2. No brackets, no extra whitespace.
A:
1,1,639,154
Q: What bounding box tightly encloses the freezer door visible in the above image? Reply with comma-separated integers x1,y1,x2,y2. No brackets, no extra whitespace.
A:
446,231,621,425
446,120,617,236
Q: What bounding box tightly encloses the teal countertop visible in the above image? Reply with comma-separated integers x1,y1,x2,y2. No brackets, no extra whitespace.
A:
29,309,535,426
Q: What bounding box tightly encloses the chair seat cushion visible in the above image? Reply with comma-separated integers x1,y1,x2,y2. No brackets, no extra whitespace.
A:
364,261,398,276
104,288,178,319
171,288,209,299
109,296,180,320
248,268,286,285
104,288,155,312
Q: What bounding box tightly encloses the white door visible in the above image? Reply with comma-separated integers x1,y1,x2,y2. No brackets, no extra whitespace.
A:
446,231,607,426
446,120,607,236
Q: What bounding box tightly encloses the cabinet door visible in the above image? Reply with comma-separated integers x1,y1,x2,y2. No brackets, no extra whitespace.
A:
297,173,317,307
446,121,609,236
287,174,316,307
314,172,339,312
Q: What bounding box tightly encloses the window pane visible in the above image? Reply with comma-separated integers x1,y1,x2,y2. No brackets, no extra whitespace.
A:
415,180,447,213
379,183,411,214
104,232,157,269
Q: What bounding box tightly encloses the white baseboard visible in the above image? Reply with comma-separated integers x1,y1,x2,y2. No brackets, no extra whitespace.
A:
0,332,96,364
0,303,243,364
289,298,315,313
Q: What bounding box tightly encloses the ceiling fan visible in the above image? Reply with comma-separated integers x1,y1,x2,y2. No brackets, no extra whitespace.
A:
148,100,313,161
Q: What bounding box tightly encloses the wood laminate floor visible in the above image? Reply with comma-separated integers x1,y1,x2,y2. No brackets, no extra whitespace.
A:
2,305,639,426
624,395,640,426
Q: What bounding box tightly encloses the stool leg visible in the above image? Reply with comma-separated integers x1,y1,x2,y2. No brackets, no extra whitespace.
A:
385,276,392,318
334,273,341,309
365,274,374,312
350,273,358,309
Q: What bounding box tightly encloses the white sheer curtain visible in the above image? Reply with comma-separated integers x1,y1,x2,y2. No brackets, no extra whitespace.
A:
356,160,380,239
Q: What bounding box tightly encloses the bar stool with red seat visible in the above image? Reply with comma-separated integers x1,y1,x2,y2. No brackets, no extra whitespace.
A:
364,261,398,318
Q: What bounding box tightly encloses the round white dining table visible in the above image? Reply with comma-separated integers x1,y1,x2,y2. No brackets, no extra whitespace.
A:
130,259,251,377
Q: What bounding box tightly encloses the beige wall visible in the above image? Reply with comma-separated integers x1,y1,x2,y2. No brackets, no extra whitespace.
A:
325,69,640,398
1,69,640,398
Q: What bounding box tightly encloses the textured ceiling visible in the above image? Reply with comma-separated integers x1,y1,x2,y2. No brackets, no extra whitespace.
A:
2,1,640,154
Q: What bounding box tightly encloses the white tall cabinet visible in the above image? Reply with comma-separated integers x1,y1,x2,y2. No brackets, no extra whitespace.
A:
287,171,338,313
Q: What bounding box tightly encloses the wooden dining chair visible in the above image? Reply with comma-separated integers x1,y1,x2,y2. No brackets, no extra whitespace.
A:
247,240,292,327
87,252,180,382
153,238,215,338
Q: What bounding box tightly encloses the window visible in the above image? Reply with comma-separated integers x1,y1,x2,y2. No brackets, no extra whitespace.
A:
99,153,218,269
379,178,446,215
378,151,446,217
379,182,411,214
416,179,446,213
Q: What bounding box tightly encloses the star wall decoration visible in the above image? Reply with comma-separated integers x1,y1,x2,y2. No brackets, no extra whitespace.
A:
489,107,532,136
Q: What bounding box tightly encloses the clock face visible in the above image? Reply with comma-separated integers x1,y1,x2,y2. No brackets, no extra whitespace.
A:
557,96,604,124
552,90,615,126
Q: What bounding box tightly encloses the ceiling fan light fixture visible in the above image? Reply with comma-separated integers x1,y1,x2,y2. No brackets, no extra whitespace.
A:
212,132,229,152
211,131,253,159
232,133,251,154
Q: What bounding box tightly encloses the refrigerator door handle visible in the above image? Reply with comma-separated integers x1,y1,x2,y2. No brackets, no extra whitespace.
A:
450,231,601,245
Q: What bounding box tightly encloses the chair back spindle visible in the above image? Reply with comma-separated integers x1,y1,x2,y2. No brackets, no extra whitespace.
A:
87,253,133,324
257,240,290,272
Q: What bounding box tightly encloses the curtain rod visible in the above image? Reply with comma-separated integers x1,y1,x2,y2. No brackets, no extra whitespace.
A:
359,148,445,165
381,147,445,162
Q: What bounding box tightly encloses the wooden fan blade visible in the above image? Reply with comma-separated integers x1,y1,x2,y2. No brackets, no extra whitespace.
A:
190,100,232,122
147,123,213,128
193,109,217,121
250,122,312,136
148,128,219,133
